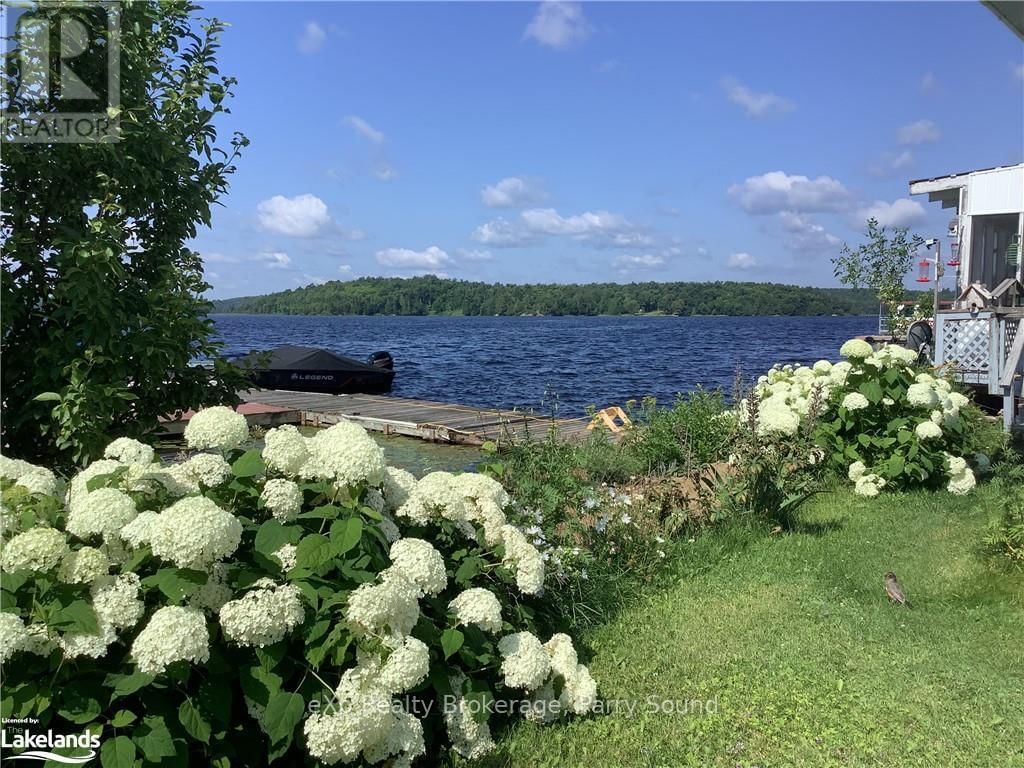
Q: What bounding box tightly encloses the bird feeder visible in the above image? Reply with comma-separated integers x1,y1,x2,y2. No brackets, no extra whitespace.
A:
915,258,931,283
947,242,960,267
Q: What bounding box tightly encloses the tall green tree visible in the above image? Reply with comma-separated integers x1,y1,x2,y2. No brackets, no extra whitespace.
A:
832,218,924,329
1,0,249,465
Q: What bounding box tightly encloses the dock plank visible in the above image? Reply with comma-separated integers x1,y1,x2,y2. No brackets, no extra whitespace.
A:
236,388,595,446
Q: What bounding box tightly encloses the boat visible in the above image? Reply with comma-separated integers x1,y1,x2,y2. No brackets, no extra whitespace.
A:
236,345,395,395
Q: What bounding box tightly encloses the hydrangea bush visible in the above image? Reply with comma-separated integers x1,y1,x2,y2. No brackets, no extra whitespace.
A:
0,410,596,766
741,338,982,496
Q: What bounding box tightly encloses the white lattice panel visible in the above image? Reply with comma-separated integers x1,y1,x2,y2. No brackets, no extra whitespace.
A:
942,318,990,375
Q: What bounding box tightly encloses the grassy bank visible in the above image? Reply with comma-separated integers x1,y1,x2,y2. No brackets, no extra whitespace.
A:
479,483,1024,767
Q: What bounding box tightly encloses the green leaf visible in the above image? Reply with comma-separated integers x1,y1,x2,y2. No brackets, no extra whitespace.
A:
133,715,177,762
108,672,155,701
110,709,136,728
142,569,208,602
454,557,482,586
297,504,340,520
52,599,100,634
330,517,363,557
198,679,232,726
441,628,464,660
887,454,906,477
179,698,211,744
295,534,332,570
262,691,304,743
254,520,296,557
100,735,137,768
33,391,63,402
859,380,883,403
232,449,265,478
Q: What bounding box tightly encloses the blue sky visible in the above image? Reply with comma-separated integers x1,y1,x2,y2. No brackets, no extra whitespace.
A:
196,1,1024,298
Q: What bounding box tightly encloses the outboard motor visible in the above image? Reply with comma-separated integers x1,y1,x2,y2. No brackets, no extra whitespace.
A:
368,351,394,370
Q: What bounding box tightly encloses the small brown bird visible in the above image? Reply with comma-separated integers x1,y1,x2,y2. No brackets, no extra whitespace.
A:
884,571,913,608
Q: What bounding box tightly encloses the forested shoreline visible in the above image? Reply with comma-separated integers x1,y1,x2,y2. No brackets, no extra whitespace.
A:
211,275,920,317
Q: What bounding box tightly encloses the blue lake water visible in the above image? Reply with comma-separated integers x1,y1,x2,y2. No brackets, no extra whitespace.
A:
211,314,876,416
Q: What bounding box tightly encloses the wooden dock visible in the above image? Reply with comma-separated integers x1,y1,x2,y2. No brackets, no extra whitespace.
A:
230,389,596,446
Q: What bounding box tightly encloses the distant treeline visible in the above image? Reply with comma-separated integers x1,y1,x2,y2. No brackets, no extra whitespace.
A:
211,276,929,317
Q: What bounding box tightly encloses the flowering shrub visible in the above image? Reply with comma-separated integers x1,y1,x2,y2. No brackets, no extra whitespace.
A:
742,339,983,496
0,411,596,766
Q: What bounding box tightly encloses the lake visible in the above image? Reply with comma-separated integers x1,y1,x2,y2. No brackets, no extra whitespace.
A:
211,314,877,417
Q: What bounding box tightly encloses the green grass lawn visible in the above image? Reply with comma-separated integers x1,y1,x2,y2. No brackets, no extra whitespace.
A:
479,484,1024,767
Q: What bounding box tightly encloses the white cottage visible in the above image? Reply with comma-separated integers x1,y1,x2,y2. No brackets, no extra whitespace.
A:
909,163,1024,429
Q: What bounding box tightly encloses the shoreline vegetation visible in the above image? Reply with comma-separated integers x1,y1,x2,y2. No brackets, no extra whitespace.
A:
211,276,946,318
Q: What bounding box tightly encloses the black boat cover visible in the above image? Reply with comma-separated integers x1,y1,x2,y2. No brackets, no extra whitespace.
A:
239,346,377,372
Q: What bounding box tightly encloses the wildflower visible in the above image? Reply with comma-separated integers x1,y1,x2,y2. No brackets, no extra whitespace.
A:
184,406,249,452
131,606,210,675
620,513,632,525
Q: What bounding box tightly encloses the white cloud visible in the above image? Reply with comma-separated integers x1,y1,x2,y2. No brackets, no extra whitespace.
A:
374,163,398,182
778,212,841,253
256,194,331,237
375,246,452,270
727,252,757,270
296,273,327,285
524,1,592,49
869,149,914,177
338,264,353,274
203,252,240,264
473,206,651,249
471,218,536,247
854,198,927,228
1015,64,1024,81
259,252,292,269
480,177,546,208
344,115,385,145
520,207,632,239
921,72,937,92
898,119,940,145
613,254,665,273
721,77,795,118
728,171,851,214
298,21,326,54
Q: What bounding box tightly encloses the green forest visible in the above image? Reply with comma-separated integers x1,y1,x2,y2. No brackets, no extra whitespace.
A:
211,275,932,317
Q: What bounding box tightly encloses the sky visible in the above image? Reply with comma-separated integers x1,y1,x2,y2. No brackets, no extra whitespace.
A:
194,1,1024,299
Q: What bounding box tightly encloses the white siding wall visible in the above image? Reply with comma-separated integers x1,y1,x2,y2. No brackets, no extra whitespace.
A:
965,166,1024,216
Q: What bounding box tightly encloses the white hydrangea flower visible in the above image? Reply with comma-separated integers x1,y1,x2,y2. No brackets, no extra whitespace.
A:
449,588,503,633
377,511,401,544
304,665,393,765
184,406,249,452
66,488,137,540
847,461,867,481
261,424,310,476
346,571,421,638
382,466,417,511
176,453,232,489
497,631,551,690
66,459,123,504
445,679,495,760
854,474,886,498
839,338,873,359
131,605,210,675
190,563,233,614
829,361,853,386
273,543,297,571
104,437,156,466
915,421,943,440
260,478,302,522
946,391,969,411
15,467,61,498
947,466,976,495
906,382,940,408
57,546,110,585
219,582,305,647
0,455,37,481
149,497,242,570
812,359,833,374
1,527,69,572
300,421,386,488
560,662,598,715
388,538,447,597
395,471,467,525
23,623,57,657
841,392,870,411
0,613,29,662
362,709,426,768
91,573,145,630
119,511,161,548
544,633,578,680
378,636,430,694
915,372,935,384
499,524,545,595
58,619,117,660
455,472,510,509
